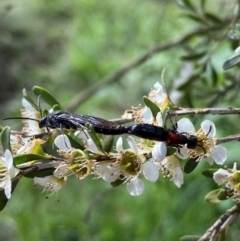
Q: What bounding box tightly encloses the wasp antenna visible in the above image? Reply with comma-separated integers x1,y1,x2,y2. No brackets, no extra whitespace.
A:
2,117,40,122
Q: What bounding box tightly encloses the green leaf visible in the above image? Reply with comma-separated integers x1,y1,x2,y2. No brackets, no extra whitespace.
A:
102,135,114,152
14,154,52,165
0,126,11,153
166,146,177,156
0,178,20,211
184,157,199,174
161,107,170,127
66,134,85,150
178,0,196,12
52,104,63,111
182,13,206,25
181,51,207,61
217,188,234,200
143,96,161,119
205,189,222,203
204,12,223,25
33,86,63,108
210,63,218,86
223,54,240,70
24,168,55,178
179,235,201,241
202,168,218,178
200,0,206,12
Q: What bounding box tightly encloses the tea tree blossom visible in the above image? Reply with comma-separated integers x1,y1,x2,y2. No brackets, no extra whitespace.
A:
34,175,67,195
152,143,183,187
0,150,20,199
21,98,44,135
177,118,227,165
213,163,240,200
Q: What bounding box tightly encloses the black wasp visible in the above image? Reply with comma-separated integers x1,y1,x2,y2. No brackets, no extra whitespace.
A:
4,110,198,149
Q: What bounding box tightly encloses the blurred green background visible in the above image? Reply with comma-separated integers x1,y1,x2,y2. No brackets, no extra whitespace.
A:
1,0,240,240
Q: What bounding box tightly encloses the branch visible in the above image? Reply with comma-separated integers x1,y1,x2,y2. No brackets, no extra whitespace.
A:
216,134,240,145
198,204,240,241
66,26,220,112
170,107,240,116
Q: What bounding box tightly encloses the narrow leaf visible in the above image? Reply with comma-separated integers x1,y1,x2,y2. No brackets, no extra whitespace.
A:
178,0,196,12
0,126,11,152
102,135,114,152
66,134,85,150
205,189,222,203
184,157,199,174
181,51,206,61
24,168,55,178
143,96,161,119
202,168,218,178
204,12,223,25
179,235,201,241
33,86,63,108
14,154,52,165
223,54,240,70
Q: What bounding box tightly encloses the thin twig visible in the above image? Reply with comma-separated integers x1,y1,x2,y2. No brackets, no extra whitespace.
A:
170,107,240,116
66,26,221,112
198,204,240,241
216,134,240,145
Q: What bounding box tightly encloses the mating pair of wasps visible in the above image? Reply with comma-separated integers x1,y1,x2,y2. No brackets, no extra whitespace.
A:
4,110,199,150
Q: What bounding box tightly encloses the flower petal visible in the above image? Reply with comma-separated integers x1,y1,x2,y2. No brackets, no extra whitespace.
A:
4,176,12,199
98,163,120,183
211,146,227,165
201,120,216,137
54,134,71,150
142,161,159,182
127,136,139,154
127,178,145,196
173,166,184,188
116,137,123,153
177,118,196,133
152,143,167,162
213,168,230,184
9,167,20,179
141,107,153,124
4,150,13,170
156,112,163,127
22,98,35,111
154,82,167,103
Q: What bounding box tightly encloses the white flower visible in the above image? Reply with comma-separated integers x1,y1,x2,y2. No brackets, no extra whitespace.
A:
213,168,233,186
34,175,67,195
0,150,20,199
213,164,240,200
177,118,227,165
154,152,184,188
98,136,160,196
148,82,168,105
141,107,163,126
21,98,44,135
